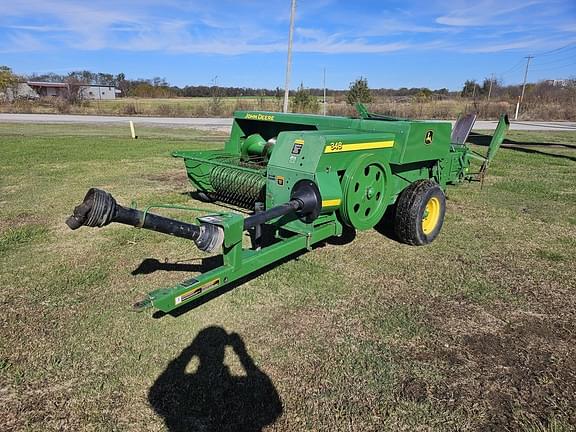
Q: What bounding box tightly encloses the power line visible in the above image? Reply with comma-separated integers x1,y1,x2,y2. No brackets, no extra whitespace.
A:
497,44,576,84
498,58,524,76
530,61,576,72
532,52,576,66
535,42,576,57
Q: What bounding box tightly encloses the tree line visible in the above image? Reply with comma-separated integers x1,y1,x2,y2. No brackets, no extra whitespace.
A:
2,66,574,104
11,68,456,99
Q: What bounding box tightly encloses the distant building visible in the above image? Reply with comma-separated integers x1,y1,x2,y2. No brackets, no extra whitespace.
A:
79,85,121,100
17,82,121,100
26,81,68,97
543,79,575,88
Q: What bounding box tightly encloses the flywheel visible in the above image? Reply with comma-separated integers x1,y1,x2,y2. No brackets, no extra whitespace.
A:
341,154,391,230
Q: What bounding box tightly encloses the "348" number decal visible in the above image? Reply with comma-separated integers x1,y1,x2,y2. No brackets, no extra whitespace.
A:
329,141,343,151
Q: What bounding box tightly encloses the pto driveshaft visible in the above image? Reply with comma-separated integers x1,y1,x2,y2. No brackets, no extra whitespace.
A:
66,181,321,254
65,188,224,252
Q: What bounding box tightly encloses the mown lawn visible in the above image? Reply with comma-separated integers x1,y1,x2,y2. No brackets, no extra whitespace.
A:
1,123,575,431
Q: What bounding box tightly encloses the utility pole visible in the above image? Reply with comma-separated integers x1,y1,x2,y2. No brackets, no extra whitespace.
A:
520,56,533,103
98,85,102,114
282,0,297,113
487,74,495,101
322,67,327,116
516,56,533,120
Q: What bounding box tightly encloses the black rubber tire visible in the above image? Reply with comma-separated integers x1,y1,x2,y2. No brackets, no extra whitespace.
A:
394,180,446,246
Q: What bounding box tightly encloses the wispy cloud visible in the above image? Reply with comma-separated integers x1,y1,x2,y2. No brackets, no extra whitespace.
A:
6,24,68,32
0,0,574,56
0,31,46,53
435,0,546,27
461,39,545,53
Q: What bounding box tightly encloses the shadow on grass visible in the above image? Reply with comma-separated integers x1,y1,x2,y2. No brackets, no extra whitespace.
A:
149,326,283,432
132,255,223,275
468,132,576,162
148,249,307,318
326,224,357,245
137,228,357,318
374,205,400,243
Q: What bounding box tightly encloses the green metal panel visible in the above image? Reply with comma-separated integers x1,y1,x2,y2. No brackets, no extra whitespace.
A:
398,122,451,164
487,114,510,162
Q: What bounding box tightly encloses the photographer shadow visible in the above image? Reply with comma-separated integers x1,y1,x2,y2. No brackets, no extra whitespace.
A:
148,326,282,432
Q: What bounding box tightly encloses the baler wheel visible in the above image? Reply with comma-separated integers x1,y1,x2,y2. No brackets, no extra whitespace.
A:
341,154,391,230
394,180,446,245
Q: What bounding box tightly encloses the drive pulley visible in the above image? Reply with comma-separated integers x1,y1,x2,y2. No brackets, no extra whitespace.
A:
341,154,391,230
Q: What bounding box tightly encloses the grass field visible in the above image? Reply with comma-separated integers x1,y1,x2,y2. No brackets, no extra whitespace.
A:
1,96,285,117
2,96,552,121
1,123,575,431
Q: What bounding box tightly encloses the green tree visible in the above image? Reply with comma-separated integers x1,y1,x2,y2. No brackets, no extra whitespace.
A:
0,66,18,92
481,77,501,98
346,77,373,105
291,82,319,113
209,76,223,115
0,66,20,102
461,80,480,98
416,88,432,101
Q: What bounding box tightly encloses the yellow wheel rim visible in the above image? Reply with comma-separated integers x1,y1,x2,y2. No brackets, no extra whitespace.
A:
422,197,440,235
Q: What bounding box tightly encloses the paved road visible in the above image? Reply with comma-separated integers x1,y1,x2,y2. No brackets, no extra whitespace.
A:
0,114,233,132
0,113,575,132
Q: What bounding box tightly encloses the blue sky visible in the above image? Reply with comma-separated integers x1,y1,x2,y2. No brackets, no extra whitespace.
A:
1,0,575,90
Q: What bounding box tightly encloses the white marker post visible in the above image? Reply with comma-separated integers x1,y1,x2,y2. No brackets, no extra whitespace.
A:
129,121,138,139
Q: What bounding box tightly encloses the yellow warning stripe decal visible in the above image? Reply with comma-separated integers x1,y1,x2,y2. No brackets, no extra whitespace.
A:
322,199,342,207
324,140,394,153
294,139,305,145
175,278,220,305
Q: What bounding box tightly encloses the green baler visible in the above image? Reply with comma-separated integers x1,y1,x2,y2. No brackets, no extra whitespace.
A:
66,106,509,313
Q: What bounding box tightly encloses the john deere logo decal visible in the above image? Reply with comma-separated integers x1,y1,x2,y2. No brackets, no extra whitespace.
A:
424,130,434,145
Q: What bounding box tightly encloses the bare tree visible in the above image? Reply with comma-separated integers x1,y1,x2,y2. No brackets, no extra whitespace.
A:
63,76,87,103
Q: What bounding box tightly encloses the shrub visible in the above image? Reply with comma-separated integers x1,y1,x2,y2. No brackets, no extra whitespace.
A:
53,98,71,114
155,104,173,117
291,83,319,113
346,77,373,105
121,103,138,115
